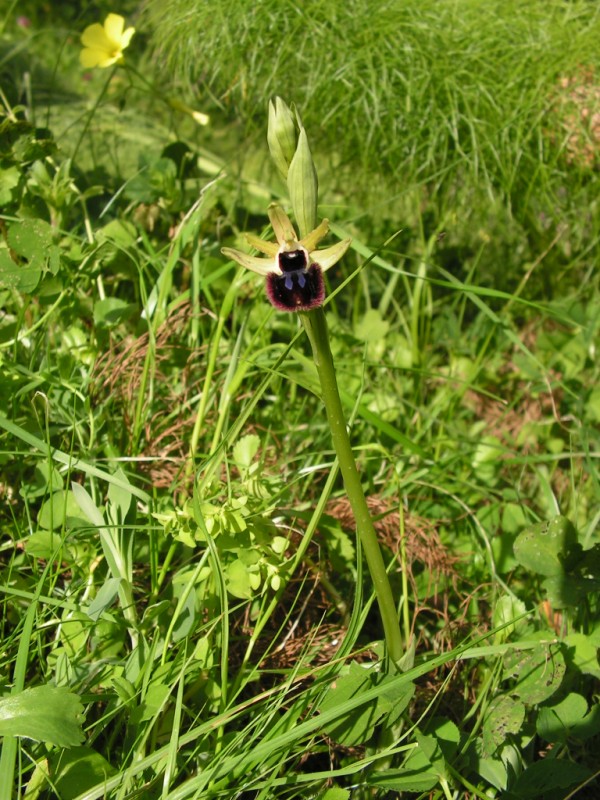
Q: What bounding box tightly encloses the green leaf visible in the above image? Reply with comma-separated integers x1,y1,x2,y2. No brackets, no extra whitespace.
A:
0,685,84,746
131,683,171,724
93,297,136,327
503,641,565,704
354,308,390,343
24,530,71,560
537,692,600,743
232,433,260,471
564,631,600,678
513,515,578,577
368,768,438,793
107,468,135,524
0,248,40,292
542,573,599,609
492,595,527,642
511,759,592,798
19,461,64,500
483,695,525,755
319,663,385,746
0,165,20,205
226,558,254,599
320,789,350,800
85,577,122,621
50,746,116,800
38,490,91,531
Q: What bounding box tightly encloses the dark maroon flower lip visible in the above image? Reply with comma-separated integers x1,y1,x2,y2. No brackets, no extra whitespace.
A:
266,262,325,311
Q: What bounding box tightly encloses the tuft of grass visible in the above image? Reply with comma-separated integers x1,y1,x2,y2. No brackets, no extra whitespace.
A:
145,0,600,243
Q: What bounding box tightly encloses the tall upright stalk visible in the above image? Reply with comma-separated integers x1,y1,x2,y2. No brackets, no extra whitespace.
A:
300,307,403,665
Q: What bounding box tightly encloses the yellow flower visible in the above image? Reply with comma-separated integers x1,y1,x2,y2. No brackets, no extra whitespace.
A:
80,13,135,69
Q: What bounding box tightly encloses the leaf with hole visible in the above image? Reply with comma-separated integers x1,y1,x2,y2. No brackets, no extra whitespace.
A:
482,695,525,756
513,516,579,577
503,641,565,704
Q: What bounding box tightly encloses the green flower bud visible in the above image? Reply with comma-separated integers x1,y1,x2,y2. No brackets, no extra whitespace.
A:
267,97,297,181
287,127,319,238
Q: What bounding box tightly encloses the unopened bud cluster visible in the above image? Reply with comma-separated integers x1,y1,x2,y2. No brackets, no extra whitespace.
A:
267,98,318,238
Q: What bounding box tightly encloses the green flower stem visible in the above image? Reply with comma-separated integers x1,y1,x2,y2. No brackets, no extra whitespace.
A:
300,307,403,665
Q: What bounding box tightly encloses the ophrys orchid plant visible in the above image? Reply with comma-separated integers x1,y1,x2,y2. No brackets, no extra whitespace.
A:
223,99,404,667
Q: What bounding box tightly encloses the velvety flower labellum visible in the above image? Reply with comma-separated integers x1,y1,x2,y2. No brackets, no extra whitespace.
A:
266,248,325,311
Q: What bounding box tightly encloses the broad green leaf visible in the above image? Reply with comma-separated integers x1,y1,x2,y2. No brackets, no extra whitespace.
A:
270,535,287,555
226,558,254,599
476,756,508,792
131,683,171,724
107,468,135,524
232,433,260,471
585,385,600,423
537,693,600,743
511,759,592,797
7,218,52,262
93,297,135,327
503,641,565,704
319,663,384,746
368,770,438,792
19,461,64,500
85,577,122,621
24,530,70,560
0,686,84,746
354,308,390,343
320,789,350,800
482,695,525,755
0,248,40,292
38,490,91,531
564,631,600,678
492,595,527,642
0,164,20,205
542,572,599,609
50,746,116,799
513,515,578,577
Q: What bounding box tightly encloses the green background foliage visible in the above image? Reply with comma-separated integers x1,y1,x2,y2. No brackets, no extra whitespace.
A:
0,0,598,797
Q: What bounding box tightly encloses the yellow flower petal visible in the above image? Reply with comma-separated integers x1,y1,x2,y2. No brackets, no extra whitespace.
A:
81,23,110,50
80,47,108,68
104,13,125,43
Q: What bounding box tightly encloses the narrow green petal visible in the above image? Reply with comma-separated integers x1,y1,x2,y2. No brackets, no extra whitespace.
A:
312,239,352,272
268,204,297,247
221,247,278,276
244,233,279,257
300,218,329,253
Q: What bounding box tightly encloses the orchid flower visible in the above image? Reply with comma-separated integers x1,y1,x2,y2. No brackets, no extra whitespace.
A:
222,204,351,312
